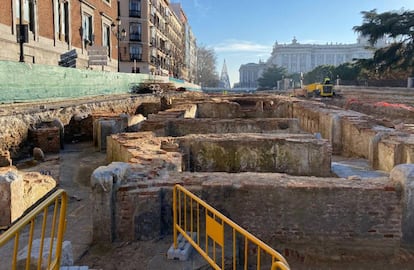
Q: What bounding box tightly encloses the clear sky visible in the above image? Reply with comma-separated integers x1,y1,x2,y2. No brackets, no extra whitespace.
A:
171,0,414,87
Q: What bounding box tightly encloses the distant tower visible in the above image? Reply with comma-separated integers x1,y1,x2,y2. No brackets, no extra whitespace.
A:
219,59,231,89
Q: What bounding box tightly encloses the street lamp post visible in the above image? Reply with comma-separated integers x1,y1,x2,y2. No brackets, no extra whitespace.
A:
113,18,126,72
19,0,24,62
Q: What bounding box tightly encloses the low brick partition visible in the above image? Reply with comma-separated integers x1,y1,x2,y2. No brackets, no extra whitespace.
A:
91,162,403,259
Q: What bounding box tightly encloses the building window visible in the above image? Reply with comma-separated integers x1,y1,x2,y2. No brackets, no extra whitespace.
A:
16,0,36,36
28,0,36,34
129,0,141,17
103,23,111,56
103,0,111,6
54,0,69,43
129,22,141,41
82,13,93,46
130,44,142,61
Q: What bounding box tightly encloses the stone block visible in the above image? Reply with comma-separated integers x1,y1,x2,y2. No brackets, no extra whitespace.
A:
377,139,403,172
167,233,197,261
91,162,131,243
0,168,56,227
17,238,73,269
0,169,15,227
97,119,116,152
95,116,128,152
127,114,146,132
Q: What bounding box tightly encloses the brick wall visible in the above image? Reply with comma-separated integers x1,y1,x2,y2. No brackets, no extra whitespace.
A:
0,1,12,26
37,0,54,39
200,177,401,257
91,162,403,258
30,127,60,153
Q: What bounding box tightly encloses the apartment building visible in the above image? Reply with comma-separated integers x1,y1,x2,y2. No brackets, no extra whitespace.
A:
118,0,196,81
0,0,119,71
170,3,197,83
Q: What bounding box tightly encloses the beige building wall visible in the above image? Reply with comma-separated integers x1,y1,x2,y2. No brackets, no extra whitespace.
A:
268,37,384,74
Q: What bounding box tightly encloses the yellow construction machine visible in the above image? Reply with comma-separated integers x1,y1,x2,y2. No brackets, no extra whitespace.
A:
304,77,334,97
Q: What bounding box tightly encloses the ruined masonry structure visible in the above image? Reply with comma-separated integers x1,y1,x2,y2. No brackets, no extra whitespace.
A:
91,93,414,261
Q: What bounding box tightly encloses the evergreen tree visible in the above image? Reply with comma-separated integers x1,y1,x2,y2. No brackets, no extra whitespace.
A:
353,9,414,77
257,65,287,88
303,65,335,85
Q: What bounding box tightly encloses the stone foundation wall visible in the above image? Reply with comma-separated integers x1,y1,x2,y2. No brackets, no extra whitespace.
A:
165,118,301,137
177,133,331,176
289,98,414,170
195,98,291,119
91,162,404,258
107,132,331,176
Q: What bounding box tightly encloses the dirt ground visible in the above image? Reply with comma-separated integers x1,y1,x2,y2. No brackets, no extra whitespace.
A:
321,87,414,130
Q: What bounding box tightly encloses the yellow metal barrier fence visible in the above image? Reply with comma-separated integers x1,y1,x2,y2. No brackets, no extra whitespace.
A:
173,184,290,270
0,189,67,270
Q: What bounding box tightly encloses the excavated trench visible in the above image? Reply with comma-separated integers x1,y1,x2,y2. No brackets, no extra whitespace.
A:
91,93,414,268
2,92,414,269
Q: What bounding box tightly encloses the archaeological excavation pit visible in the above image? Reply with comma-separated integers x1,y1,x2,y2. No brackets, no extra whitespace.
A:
91,93,414,265
1,92,414,268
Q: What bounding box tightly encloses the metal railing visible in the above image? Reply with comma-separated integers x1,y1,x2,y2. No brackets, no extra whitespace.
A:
0,189,67,270
173,184,290,270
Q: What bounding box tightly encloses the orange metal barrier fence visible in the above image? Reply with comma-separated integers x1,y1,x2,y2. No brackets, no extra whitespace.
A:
173,184,290,270
0,189,67,270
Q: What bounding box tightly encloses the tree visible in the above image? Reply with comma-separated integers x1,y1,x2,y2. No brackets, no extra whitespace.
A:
334,63,361,81
257,65,287,89
288,72,302,88
303,65,335,85
196,46,219,87
353,9,414,77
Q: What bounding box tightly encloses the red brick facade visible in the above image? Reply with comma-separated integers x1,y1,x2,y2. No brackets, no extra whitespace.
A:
0,0,118,71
